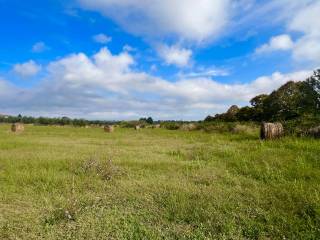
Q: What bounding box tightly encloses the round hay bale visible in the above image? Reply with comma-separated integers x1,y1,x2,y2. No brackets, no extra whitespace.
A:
135,125,141,130
180,123,197,131
155,124,161,129
308,126,320,138
104,125,114,133
260,122,284,140
11,123,24,133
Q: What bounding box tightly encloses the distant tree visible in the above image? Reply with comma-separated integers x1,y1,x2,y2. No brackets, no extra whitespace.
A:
139,117,153,124
305,69,320,111
236,106,256,121
146,117,154,124
22,116,35,124
204,115,215,122
263,81,309,120
17,114,22,122
73,119,87,127
38,117,51,125
249,94,268,121
60,116,71,125
205,69,320,123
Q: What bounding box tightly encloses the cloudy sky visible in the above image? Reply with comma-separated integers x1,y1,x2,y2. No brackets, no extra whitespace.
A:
0,0,319,120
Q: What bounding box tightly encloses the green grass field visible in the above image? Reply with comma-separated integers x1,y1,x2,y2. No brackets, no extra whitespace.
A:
0,124,319,239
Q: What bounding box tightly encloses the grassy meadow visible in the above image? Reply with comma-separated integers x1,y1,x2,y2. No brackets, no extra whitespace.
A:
0,124,319,239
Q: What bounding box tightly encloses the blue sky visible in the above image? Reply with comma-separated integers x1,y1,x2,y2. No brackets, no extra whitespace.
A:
0,0,319,120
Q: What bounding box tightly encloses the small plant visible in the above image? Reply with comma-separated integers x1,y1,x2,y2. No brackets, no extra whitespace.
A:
167,149,185,159
79,155,119,181
44,177,80,225
161,122,180,130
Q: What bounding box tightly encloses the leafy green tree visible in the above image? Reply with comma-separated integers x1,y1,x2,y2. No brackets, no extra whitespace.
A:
146,117,154,124
263,81,304,120
236,106,256,121
60,116,71,125
305,69,320,112
204,115,215,122
250,94,268,121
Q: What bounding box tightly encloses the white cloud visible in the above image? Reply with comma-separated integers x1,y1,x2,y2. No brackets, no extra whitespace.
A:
123,44,136,52
288,1,320,36
157,45,192,67
248,70,311,94
32,42,48,53
93,33,112,44
0,48,313,120
288,1,320,64
293,35,320,63
0,79,19,99
79,0,231,43
180,67,229,78
254,1,320,65
13,60,41,77
255,34,294,54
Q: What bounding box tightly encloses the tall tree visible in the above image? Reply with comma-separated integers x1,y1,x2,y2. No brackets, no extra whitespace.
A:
305,69,320,111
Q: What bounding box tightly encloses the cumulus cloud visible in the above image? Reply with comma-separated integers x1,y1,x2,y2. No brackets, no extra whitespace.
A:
288,1,320,64
288,1,320,36
255,34,294,54
0,48,312,120
13,60,41,77
32,42,49,53
93,33,112,44
78,0,231,43
179,67,229,78
0,79,19,99
157,45,192,67
123,45,136,52
254,1,320,65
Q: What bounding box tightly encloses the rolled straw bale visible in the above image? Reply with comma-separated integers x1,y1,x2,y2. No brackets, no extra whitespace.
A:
104,125,114,133
260,122,284,140
11,123,24,133
180,123,197,131
308,126,320,138
135,125,141,130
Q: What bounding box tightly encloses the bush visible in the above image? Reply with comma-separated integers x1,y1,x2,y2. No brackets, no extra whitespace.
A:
283,115,320,136
197,121,237,133
119,121,140,128
197,121,259,134
160,122,181,130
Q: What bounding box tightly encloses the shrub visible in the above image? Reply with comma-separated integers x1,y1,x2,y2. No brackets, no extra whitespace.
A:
77,156,119,181
283,115,320,136
160,122,181,130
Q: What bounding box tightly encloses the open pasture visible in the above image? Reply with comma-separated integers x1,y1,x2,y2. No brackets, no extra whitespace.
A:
0,124,319,239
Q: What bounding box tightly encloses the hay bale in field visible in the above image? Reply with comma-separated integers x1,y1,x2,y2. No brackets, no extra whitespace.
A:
155,124,161,129
260,122,284,140
11,123,24,133
135,125,141,130
104,125,114,133
180,123,197,131
307,126,320,138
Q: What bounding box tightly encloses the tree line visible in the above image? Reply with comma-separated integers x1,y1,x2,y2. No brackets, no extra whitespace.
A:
0,115,117,127
205,69,320,123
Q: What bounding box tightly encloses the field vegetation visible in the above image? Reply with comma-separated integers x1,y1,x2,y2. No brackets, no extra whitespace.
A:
1,124,319,239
